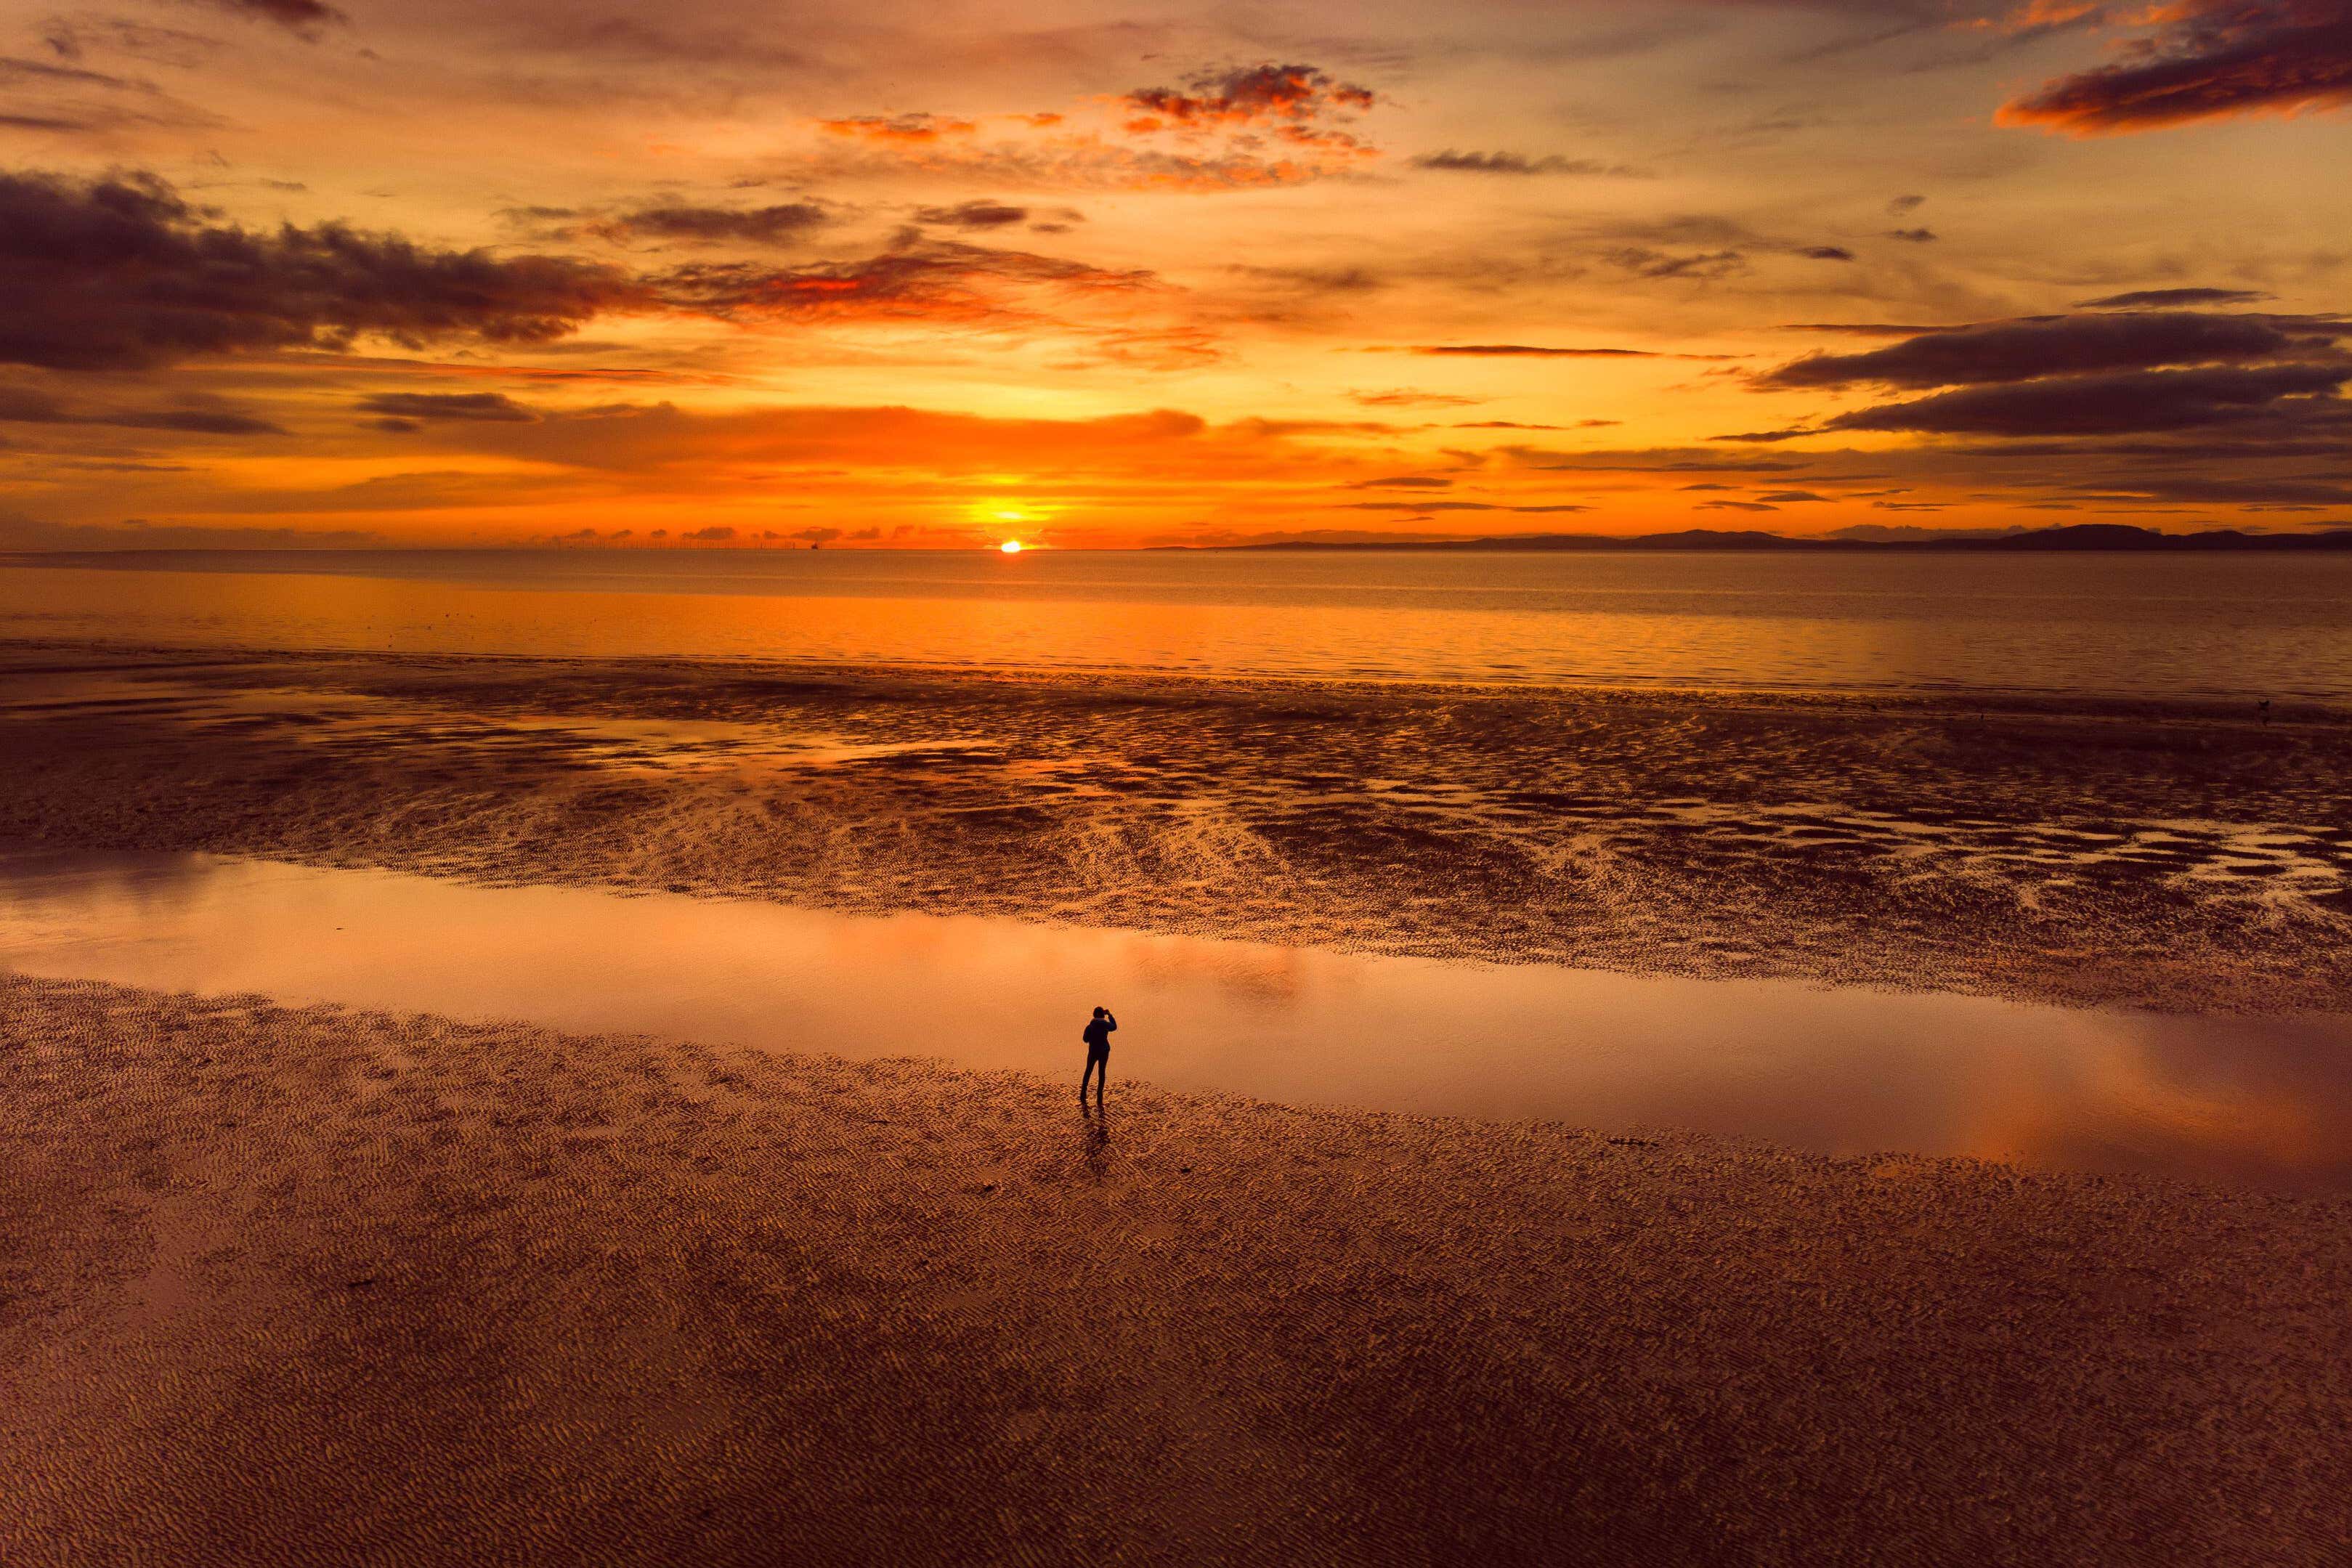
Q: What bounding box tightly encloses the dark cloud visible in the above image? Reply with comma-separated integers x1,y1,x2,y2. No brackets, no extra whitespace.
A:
1885,227,1937,243
1348,389,1484,407
1,388,90,423
1581,215,1868,278
1605,248,1746,281
1339,500,1591,513
0,169,649,373
803,112,1368,193
108,408,285,434
356,392,540,423
2069,474,2352,505
1412,150,1647,177
913,201,1031,229
1451,419,1617,430
1975,433,2352,461
593,203,829,245
1888,194,1926,215
652,238,1153,325
181,0,346,38
1755,490,1830,502
1123,64,1378,150
1520,452,1812,474
501,204,583,227
681,524,737,541
1780,322,1954,336
2077,286,2274,309
2000,1,2352,134
1347,476,1453,489
1820,363,2352,436
0,386,283,434
1759,312,2347,389
1415,344,1658,357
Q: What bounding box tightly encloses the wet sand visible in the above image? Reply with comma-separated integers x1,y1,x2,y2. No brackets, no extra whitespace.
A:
3,642,2349,1013
8,639,2352,1561
7,972,2350,1566
14,845,2352,1190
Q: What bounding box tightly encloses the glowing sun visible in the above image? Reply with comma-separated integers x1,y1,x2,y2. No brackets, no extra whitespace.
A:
999,540,1023,554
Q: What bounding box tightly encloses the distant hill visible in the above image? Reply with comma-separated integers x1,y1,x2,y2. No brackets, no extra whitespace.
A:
1213,524,2352,553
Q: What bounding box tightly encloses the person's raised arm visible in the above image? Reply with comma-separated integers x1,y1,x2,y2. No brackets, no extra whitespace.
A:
1106,1012,1118,1033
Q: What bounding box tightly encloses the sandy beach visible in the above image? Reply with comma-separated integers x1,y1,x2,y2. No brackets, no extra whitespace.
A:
5,640,2352,1561
7,971,2350,1565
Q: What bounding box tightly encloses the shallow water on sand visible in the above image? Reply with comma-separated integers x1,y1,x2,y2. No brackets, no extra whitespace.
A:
5,844,2349,1191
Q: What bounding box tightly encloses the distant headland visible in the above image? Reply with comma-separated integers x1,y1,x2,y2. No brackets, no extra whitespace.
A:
1196,524,2352,553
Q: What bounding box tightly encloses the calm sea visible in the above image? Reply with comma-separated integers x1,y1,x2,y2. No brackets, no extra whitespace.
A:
4,548,2350,702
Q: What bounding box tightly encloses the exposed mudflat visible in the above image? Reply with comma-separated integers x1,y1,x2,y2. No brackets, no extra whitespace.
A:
6,973,2350,1566
3,642,2347,1012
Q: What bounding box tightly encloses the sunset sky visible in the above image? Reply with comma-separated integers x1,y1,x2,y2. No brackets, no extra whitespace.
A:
1,0,2348,548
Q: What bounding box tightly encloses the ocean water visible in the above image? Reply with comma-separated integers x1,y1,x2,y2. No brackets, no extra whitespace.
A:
8,845,2348,1190
4,547,2351,700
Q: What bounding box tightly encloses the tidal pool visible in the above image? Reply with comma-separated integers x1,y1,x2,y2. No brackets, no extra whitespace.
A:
4,843,2348,1190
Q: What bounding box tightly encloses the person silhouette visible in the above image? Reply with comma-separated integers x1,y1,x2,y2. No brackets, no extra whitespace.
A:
1079,1006,1117,1110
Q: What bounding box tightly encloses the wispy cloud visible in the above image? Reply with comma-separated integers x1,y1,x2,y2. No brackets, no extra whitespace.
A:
1412,150,1648,177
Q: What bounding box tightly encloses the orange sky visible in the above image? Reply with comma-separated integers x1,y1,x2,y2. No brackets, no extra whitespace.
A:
1,0,2348,548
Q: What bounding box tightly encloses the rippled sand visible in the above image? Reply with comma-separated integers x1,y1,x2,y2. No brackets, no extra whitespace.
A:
6,974,2348,1565
3,643,2347,1012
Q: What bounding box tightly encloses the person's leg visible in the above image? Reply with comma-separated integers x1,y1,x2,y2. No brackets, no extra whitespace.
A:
1091,1049,1108,1108
1080,1052,1099,1103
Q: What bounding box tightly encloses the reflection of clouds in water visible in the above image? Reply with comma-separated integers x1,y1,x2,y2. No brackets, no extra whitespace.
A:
1111,931,1313,1010
0,845,239,932
7,845,2352,1191
1960,1017,2352,1187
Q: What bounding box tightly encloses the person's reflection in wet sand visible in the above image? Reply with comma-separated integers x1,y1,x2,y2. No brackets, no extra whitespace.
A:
1079,1005,1116,1113
1081,1109,1112,1180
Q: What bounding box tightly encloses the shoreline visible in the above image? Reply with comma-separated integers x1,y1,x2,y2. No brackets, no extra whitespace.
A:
7,633,2352,719
12,631,2352,717
7,971,2349,1564
13,841,2349,1191
5,640,2348,1015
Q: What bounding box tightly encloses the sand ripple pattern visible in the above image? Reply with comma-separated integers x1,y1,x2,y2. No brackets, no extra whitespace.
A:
2,646,2348,1012
6,974,2351,1566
